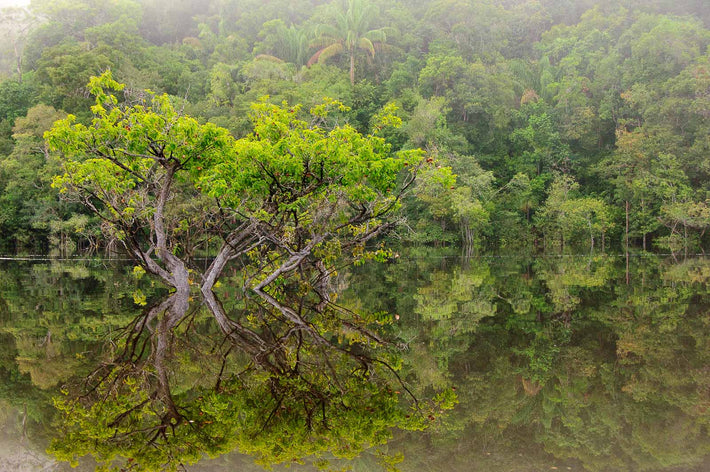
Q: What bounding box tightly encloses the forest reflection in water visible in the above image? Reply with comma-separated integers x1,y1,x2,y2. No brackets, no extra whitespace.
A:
0,252,709,471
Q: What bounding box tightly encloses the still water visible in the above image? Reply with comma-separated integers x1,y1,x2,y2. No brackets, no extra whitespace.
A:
1,251,709,471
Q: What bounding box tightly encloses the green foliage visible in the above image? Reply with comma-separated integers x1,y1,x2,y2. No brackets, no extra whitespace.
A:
0,76,38,124
48,71,234,245
198,97,422,219
536,174,612,251
0,0,709,251
309,0,391,84
509,100,570,177
0,104,73,251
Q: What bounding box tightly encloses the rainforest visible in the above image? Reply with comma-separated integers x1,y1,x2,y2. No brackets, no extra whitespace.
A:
1,0,710,471
0,0,708,254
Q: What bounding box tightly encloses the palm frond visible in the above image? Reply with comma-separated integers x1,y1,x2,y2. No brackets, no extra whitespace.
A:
363,28,387,43
315,23,341,40
358,37,375,58
316,43,344,63
310,35,341,49
307,43,344,67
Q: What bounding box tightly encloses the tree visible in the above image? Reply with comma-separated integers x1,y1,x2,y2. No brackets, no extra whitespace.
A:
0,104,70,250
46,72,455,470
536,174,612,251
34,40,114,112
254,19,311,66
598,128,691,251
0,77,38,125
620,14,709,88
659,200,710,256
423,0,510,62
308,0,390,85
0,7,40,82
509,100,570,178
47,71,447,318
418,53,516,153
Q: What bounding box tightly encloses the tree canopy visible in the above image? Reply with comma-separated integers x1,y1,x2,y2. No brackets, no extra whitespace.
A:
0,0,709,252
47,71,448,296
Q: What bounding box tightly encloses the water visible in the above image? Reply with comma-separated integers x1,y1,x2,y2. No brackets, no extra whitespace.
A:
1,252,709,471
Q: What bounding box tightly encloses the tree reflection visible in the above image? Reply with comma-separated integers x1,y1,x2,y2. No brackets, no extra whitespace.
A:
3,256,710,471
345,253,710,471
49,279,454,471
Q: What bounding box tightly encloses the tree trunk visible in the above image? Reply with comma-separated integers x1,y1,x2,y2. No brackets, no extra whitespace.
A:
460,218,472,247
587,217,594,250
350,54,355,85
625,200,630,254
133,163,191,314
13,39,22,84
641,198,646,251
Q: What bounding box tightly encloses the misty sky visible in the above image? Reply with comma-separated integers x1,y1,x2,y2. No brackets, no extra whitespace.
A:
0,0,30,7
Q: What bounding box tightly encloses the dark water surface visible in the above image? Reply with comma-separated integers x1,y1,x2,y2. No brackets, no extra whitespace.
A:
1,252,709,471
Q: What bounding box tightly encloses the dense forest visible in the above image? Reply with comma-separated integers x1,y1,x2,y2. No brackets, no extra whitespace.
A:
0,0,709,254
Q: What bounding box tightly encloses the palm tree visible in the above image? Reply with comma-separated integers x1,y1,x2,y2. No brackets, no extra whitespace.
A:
308,0,389,85
254,19,311,67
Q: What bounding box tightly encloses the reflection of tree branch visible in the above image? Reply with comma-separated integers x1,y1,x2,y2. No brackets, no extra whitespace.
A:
324,302,392,346
372,358,420,411
118,296,173,363
80,305,155,400
55,259,428,471
201,288,269,357
107,398,151,428
254,395,284,439
214,347,232,392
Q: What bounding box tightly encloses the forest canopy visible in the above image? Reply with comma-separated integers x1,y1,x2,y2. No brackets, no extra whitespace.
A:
0,0,708,254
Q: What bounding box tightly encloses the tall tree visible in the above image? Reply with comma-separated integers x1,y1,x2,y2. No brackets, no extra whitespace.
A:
308,0,389,85
0,7,39,82
254,19,312,66
47,72,447,305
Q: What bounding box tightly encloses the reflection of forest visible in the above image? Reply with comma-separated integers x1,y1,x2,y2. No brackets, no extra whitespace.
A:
1,255,710,471
0,259,453,471
345,253,710,471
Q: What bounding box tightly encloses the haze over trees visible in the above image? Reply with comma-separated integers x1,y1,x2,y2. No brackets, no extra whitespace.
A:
0,0,708,254
1,2,709,470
